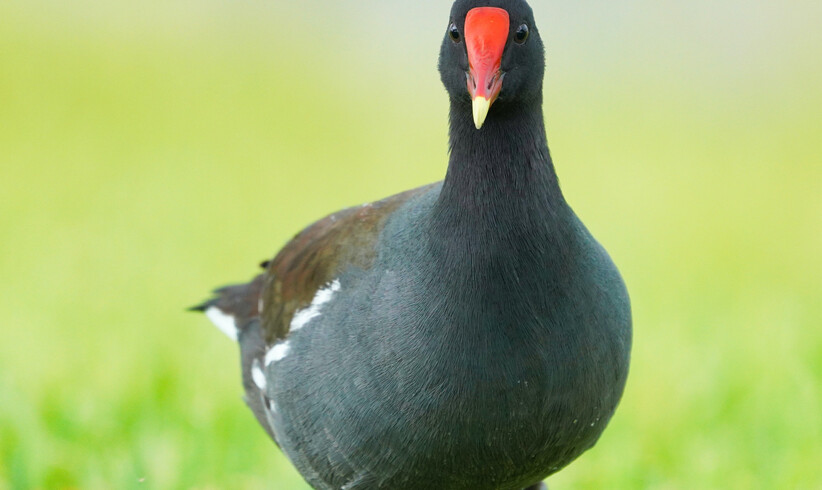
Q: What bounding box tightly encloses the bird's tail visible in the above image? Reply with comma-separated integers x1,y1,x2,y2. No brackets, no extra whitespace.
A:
189,268,266,341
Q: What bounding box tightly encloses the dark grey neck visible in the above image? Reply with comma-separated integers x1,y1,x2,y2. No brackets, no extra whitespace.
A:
421,96,575,326
431,97,566,240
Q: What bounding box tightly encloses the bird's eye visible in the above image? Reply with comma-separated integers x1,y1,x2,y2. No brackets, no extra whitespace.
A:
514,24,529,44
448,23,461,43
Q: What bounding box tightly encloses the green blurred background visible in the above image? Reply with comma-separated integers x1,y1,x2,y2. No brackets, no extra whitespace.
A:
1,0,820,488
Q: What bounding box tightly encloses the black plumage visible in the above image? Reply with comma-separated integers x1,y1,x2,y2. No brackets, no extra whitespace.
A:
194,1,631,488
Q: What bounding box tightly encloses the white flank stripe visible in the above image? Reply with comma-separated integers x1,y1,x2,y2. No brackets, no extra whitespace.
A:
251,358,267,391
205,306,238,341
290,279,341,331
265,341,291,366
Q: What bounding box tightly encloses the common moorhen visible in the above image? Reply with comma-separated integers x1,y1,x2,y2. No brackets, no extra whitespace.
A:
194,0,631,488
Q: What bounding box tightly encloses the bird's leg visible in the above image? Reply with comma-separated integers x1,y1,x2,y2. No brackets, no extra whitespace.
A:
523,483,547,490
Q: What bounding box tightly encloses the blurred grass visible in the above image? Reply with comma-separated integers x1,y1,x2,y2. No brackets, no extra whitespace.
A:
1,0,820,488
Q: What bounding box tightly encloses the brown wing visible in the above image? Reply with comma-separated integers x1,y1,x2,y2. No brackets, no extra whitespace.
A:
259,184,434,344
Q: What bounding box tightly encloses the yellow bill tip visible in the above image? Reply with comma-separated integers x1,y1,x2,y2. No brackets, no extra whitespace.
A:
472,96,491,129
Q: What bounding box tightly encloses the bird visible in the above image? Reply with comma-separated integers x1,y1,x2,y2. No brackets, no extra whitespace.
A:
192,0,631,488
